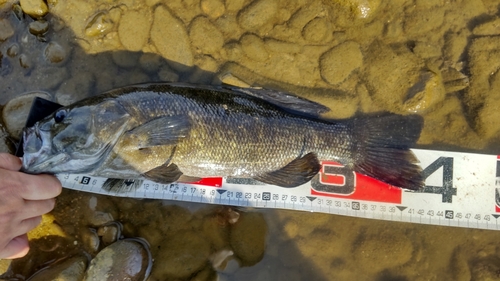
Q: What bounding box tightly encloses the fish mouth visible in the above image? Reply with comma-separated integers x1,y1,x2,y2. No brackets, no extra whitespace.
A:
21,125,69,174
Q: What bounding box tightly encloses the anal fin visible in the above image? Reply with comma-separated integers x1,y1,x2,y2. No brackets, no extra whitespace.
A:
254,152,321,188
143,162,183,184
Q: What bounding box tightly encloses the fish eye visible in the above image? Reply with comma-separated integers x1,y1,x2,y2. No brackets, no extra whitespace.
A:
54,110,67,123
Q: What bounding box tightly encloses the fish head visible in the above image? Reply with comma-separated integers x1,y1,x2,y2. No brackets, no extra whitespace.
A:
22,98,131,174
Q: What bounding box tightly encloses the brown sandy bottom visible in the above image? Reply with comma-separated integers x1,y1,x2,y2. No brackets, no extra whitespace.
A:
0,0,499,280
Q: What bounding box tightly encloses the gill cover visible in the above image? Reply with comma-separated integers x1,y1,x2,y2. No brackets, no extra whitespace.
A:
22,99,131,174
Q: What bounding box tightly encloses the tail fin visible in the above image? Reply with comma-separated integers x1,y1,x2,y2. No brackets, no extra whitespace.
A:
352,114,424,190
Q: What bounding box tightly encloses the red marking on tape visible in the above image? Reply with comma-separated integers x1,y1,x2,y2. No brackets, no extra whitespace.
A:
311,160,402,204
182,177,222,187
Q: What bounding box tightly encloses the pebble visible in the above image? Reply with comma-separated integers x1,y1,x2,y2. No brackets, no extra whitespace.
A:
44,41,67,64
97,222,122,245
151,230,210,279
302,17,330,43
472,17,500,36
81,227,100,254
352,231,413,274
238,0,278,31
118,10,151,51
240,34,268,62
404,6,444,36
29,20,49,36
189,16,225,56
111,51,139,68
139,52,161,74
19,54,31,69
20,0,48,18
6,44,20,57
27,255,88,281
85,12,114,37
320,41,363,85
0,19,14,41
363,40,445,114
151,6,193,72
201,0,225,19
84,238,152,281
2,91,53,138
56,72,95,105
229,212,267,266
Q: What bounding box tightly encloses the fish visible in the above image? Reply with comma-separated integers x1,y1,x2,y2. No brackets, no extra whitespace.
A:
21,82,424,191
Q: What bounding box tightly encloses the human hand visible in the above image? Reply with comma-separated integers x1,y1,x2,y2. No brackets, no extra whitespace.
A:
0,153,62,259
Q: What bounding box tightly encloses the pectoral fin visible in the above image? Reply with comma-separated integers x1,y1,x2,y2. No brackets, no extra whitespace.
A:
254,152,321,188
125,116,191,149
143,162,183,184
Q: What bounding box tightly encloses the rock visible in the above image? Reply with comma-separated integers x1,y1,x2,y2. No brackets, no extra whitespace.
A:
189,16,225,56
151,6,193,72
238,0,278,31
412,41,442,59
0,19,14,41
201,0,225,19
29,20,49,36
27,255,88,281
330,0,381,20
111,51,139,68
302,17,331,43
85,12,115,37
443,29,469,66
2,91,53,138
404,6,444,36
150,231,210,279
20,0,48,18
118,10,151,51
240,34,268,62
56,72,95,105
352,230,413,274
470,256,500,281
229,212,267,266
362,41,445,114
44,42,67,64
139,53,162,73
6,44,19,57
472,17,500,36
81,227,100,255
84,238,152,281
320,41,363,85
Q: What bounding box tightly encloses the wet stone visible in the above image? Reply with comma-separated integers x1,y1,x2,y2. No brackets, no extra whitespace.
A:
85,12,115,37
151,231,210,279
97,222,122,245
20,0,49,18
320,41,363,85
302,17,330,43
151,5,193,72
472,17,500,36
238,0,278,31
229,212,267,266
27,255,88,281
84,239,152,281
201,0,225,19
2,91,53,139
139,52,161,73
0,19,14,41
6,44,19,57
118,10,151,52
19,54,31,68
189,16,225,56
44,42,67,64
240,34,268,62
29,20,49,36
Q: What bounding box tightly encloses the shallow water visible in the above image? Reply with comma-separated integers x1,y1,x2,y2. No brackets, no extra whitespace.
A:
1,0,500,280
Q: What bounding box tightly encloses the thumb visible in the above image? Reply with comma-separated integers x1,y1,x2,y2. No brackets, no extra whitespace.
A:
0,234,30,259
0,153,22,171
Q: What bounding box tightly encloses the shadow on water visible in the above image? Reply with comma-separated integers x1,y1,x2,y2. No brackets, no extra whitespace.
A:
0,5,334,281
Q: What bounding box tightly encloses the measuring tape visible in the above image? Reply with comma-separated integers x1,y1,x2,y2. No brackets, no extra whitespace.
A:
57,149,500,231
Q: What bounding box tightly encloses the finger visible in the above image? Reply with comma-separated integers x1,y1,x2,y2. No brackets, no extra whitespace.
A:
0,234,29,259
0,153,21,171
17,174,62,200
17,199,55,222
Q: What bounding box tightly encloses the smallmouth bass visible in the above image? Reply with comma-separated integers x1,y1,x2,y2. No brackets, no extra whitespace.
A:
21,83,424,191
